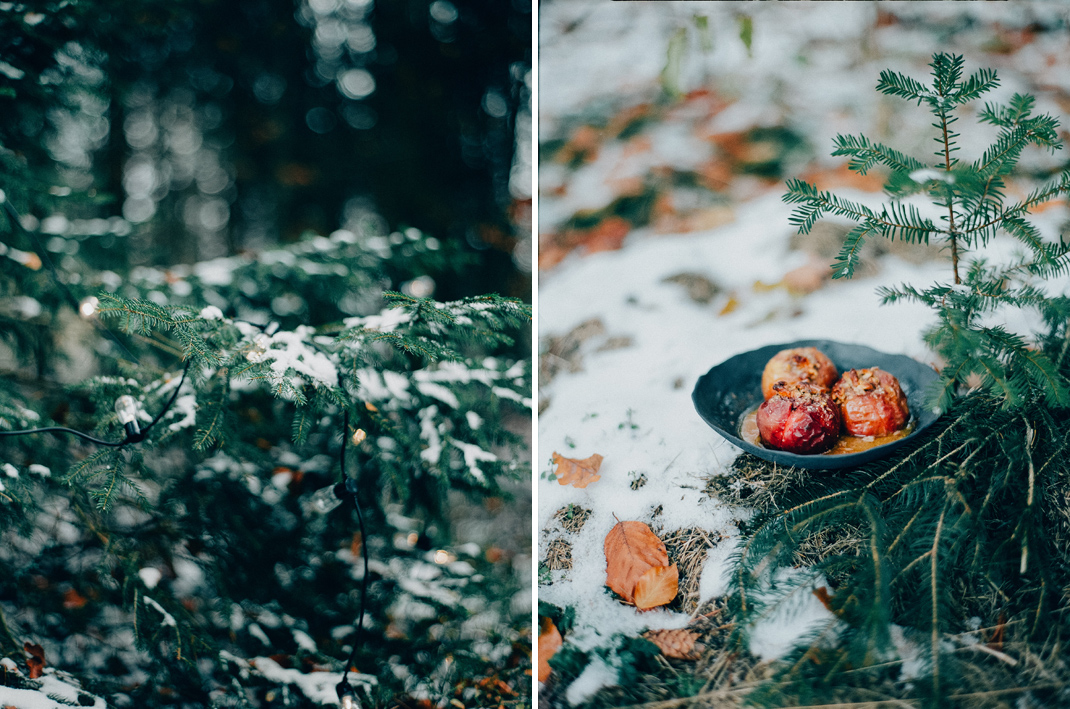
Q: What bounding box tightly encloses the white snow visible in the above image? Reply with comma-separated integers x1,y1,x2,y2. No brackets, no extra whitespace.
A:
199,305,224,320
418,406,443,464
143,596,176,627
565,657,619,706
292,628,318,653
220,652,377,705
450,439,497,482
345,307,412,332
415,381,459,408
138,567,163,589
166,394,197,432
909,168,954,184
0,672,106,709
745,570,838,660
249,623,271,646
261,327,338,388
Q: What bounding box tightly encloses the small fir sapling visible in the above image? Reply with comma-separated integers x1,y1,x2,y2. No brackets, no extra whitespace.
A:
784,52,1070,410
725,54,1070,705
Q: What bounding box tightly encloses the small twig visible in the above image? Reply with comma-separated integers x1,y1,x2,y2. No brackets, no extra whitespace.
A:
965,642,1018,666
947,684,1065,701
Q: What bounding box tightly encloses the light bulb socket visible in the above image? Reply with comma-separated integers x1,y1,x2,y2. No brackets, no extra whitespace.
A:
114,395,141,435
336,679,360,709
306,483,348,515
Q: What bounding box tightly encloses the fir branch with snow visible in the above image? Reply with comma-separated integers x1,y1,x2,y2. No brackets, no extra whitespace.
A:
1,223,531,707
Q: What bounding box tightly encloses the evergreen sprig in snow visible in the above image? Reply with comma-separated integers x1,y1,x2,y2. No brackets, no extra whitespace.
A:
784,52,1070,409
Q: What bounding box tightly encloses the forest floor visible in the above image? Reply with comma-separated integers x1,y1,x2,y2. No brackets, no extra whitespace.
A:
536,2,1070,706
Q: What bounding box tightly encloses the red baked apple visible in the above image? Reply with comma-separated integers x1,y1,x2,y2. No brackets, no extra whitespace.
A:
761,347,838,400
756,381,842,454
832,367,910,437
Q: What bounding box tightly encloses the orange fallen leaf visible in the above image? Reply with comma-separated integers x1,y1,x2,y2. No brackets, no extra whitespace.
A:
582,217,631,255
552,452,603,489
782,259,832,295
813,586,835,613
538,240,571,271
800,163,885,193
643,628,701,660
537,617,562,682
7,248,43,270
604,520,677,607
63,587,88,609
634,563,679,610
24,641,45,679
718,295,740,316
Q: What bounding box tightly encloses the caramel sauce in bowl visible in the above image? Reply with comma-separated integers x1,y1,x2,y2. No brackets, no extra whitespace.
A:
740,407,913,456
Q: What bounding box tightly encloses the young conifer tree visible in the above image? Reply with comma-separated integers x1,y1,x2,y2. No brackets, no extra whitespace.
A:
784,52,1070,410
725,54,1070,705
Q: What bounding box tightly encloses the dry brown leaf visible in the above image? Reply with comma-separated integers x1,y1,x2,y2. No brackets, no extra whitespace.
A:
782,259,832,295
62,587,88,610
604,521,674,606
643,628,701,660
24,641,45,679
813,586,835,613
537,617,562,682
800,163,885,193
581,217,631,255
552,452,603,489
634,563,679,610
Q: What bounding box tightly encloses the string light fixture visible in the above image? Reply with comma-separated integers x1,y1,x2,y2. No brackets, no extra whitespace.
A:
305,410,370,709
0,361,191,447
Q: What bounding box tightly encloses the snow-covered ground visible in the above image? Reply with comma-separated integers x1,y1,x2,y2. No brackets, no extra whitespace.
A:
537,1,1070,704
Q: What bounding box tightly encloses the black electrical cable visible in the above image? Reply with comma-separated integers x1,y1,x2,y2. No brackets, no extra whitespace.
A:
336,409,369,707
0,191,141,365
0,426,128,447
141,360,193,434
0,360,191,447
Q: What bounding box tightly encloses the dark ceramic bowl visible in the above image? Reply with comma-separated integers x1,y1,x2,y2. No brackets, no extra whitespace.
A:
692,339,942,470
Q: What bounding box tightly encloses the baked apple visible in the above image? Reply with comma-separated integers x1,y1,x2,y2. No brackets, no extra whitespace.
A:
756,381,842,454
832,367,910,437
761,347,838,400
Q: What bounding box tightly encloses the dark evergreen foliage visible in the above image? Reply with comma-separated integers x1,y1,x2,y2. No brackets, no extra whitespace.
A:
724,54,1070,706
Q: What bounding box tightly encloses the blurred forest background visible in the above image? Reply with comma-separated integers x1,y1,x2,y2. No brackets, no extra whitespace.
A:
0,0,532,300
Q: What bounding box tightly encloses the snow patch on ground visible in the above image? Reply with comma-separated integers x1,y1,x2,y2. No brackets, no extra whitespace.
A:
0,671,106,709
539,176,939,700
565,657,619,706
